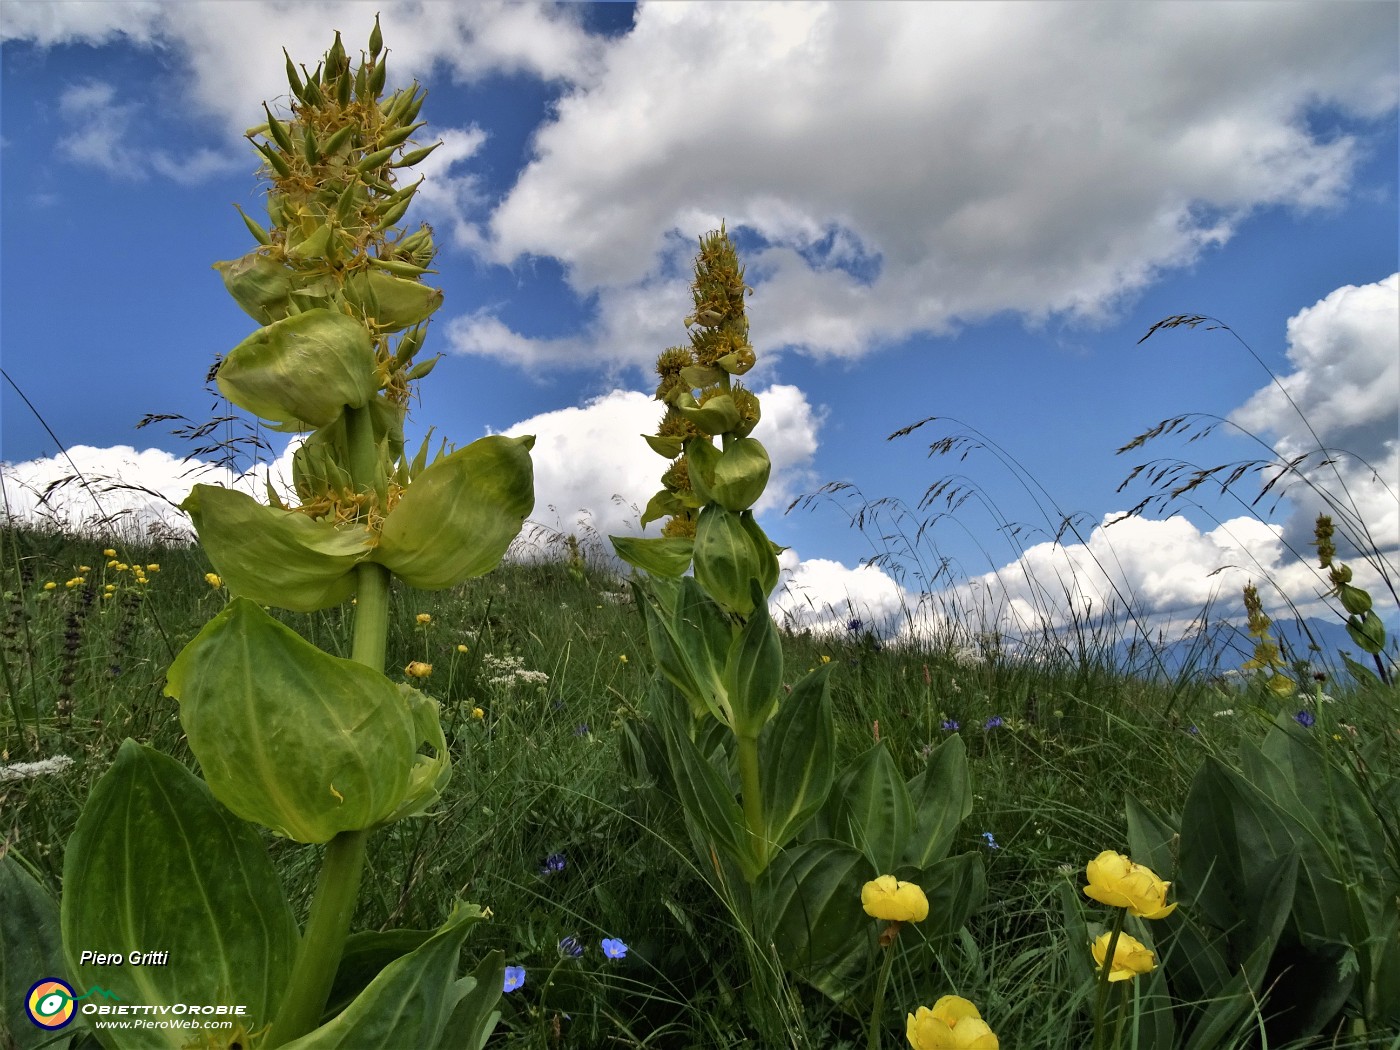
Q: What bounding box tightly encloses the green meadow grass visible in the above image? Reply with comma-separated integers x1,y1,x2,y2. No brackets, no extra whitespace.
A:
2,519,1395,1048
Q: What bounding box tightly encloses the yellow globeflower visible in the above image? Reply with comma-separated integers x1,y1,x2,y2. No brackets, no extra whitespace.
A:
103,548,116,558
861,875,929,922
471,707,485,720
405,661,433,678
416,613,432,625
457,644,469,653
1091,931,1156,981
205,573,223,588
79,565,91,572
1084,850,1177,919
43,582,56,591
906,996,999,1049
147,563,160,572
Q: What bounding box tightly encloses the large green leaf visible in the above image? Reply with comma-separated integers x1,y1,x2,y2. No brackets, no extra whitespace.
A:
1124,793,1179,883
660,713,759,882
280,906,497,1050
609,535,693,578
903,852,986,942
758,839,875,1003
903,734,972,869
166,599,436,843
61,741,297,1049
182,485,372,613
434,951,505,1050
636,578,734,726
709,438,770,513
759,665,834,849
692,505,772,616
723,582,783,737
217,308,376,429
1180,758,1299,951
2,857,73,1049
375,435,534,589
1181,853,1298,1050
828,742,913,874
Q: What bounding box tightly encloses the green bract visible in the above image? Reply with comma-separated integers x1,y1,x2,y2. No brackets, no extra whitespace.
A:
342,269,444,331
692,504,777,616
166,599,448,843
375,434,535,588
217,308,377,429
181,484,373,612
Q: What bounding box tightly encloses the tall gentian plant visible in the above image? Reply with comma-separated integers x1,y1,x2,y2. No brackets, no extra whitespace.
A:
57,20,529,1048
612,228,985,1032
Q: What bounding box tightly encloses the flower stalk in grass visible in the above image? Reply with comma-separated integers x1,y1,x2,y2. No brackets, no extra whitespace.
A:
861,875,929,1050
58,19,530,1049
1083,850,1172,1050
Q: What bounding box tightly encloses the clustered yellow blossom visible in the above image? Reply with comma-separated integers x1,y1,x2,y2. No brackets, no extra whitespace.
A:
1090,931,1156,981
416,613,432,625
205,573,223,588
861,875,929,923
404,661,433,679
906,995,999,1049
1083,850,1176,919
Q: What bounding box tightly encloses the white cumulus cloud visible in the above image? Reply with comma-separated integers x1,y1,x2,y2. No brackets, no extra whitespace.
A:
465,1,1396,370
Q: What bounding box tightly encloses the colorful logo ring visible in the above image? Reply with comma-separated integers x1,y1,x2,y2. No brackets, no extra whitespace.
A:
26,978,77,1030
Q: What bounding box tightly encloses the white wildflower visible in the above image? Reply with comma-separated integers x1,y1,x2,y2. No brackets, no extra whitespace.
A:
0,754,76,782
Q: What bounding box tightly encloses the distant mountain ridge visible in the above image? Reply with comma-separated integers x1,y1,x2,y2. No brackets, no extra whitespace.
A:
1111,616,1397,682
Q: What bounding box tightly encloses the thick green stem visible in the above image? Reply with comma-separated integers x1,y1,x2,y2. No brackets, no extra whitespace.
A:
265,827,370,1046
267,557,391,1045
736,730,767,879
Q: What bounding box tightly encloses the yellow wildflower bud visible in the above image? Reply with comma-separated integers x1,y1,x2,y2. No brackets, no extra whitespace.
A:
820,654,831,664
108,560,120,569
1091,931,1156,981
1084,850,1177,919
79,565,91,572
103,549,116,558
861,875,929,922
105,584,116,592
471,707,485,720
416,613,432,625
457,644,469,653
906,995,999,1049
620,654,628,663
43,582,56,590
205,573,223,588
147,563,160,572
404,661,433,678
116,563,129,572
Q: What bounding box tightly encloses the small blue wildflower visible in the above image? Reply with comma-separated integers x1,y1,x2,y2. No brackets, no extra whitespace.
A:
847,618,863,633
982,831,1000,850
1187,725,1199,736
558,935,584,958
574,724,590,736
984,716,1003,730
601,937,628,960
1295,710,1315,728
941,719,960,732
503,965,526,993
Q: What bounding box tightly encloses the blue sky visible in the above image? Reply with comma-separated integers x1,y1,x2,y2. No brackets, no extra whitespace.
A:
2,1,1397,644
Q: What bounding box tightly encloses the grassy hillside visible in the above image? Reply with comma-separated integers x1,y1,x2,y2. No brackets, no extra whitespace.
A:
2,519,1396,1048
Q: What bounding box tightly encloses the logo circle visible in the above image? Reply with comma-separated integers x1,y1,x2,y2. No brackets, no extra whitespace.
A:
26,978,76,1030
